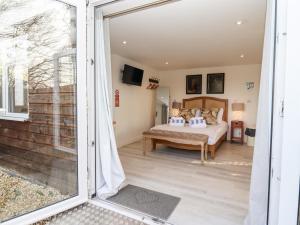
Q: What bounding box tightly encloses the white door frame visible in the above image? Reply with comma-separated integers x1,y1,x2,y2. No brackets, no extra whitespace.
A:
87,0,300,224
267,0,300,224
86,0,133,199
86,0,171,200
267,0,286,224
87,1,97,198
275,0,300,224
2,0,88,224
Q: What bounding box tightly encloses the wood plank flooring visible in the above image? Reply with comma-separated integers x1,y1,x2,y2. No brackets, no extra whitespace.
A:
118,141,253,225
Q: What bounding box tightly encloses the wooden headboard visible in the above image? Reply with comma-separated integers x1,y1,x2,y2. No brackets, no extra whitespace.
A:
182,97,228,122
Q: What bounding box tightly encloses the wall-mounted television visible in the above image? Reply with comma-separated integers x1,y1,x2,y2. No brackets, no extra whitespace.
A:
122,64,144,86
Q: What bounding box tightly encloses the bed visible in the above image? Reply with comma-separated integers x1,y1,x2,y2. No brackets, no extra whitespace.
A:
144,97,228,159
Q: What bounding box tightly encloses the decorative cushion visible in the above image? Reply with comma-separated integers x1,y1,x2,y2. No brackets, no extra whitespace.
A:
210,108,219,118
179,108,200,122
170,108,180,117
202,108,219,125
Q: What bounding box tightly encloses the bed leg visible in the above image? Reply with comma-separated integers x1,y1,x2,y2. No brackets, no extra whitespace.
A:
200,143,205,164
143,137,147,156
211,150,216,159
205,144,208,160
151,139,156,151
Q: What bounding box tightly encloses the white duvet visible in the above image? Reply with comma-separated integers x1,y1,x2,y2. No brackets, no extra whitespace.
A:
151,121,228,145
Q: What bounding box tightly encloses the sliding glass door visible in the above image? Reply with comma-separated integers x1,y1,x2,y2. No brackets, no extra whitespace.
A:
0,0,87,224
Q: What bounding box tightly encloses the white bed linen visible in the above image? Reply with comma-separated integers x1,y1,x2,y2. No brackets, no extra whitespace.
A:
151,121,228,145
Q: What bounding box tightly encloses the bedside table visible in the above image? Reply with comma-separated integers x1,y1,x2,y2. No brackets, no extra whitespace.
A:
231,120,244,144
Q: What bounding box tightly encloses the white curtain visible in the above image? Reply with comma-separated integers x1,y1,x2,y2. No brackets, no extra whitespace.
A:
95,8,126,199
104,18,113,111
244,0,276,224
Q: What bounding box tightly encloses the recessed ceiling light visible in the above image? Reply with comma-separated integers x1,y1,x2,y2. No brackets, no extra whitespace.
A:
240,54,245,58
165,62,169,65
236,20,243,25
122,41,127,45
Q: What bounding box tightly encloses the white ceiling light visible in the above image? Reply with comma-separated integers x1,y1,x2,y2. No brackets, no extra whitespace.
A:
165,62,169,65
236,20,243,25
240,54,245,58
122,41,127,45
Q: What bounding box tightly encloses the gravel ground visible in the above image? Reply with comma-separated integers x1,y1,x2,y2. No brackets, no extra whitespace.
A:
0,167,68,222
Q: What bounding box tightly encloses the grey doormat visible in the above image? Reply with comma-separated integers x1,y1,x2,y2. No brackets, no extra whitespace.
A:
108,185,180,220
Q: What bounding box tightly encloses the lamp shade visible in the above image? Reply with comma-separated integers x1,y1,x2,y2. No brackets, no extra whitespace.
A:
232,103,245,111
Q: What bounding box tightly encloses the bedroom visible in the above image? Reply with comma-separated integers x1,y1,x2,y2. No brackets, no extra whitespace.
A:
91,0,265,225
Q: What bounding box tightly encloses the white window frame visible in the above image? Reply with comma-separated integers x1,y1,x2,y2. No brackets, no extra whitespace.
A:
0,63,29,121
2,0,88,224
53,48,77,155
0,65,4,113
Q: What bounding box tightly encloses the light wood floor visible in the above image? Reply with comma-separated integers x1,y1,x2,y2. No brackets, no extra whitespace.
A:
118,141,253,225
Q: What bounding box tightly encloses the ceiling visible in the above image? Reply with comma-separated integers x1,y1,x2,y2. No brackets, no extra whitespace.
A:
108,0,267,70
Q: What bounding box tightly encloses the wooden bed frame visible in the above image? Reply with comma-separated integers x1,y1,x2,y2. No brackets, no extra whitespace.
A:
152,96,228,159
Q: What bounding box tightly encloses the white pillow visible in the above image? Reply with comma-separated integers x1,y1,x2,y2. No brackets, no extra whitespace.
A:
195,109,201,117
217,108,224,124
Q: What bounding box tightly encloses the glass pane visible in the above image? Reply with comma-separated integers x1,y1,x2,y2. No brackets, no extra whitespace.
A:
0,0,77,222
53,54,77,152
7,64,28,113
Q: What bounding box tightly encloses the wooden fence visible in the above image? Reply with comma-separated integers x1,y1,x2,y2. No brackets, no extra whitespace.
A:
0,85,77,160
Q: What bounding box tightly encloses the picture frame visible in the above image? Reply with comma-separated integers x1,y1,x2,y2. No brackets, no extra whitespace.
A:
207,73,225,94
186,75,202,94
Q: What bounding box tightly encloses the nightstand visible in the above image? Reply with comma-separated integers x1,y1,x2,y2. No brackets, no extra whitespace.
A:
231,120,244,144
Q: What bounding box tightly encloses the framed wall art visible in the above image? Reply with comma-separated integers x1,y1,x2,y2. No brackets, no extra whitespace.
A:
186,74,202,94
207,73,225,94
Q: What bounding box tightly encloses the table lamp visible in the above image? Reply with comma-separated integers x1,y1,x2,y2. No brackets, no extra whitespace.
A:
232,103,245,121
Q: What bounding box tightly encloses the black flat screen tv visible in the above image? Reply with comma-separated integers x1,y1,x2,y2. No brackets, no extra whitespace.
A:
122,64,144,86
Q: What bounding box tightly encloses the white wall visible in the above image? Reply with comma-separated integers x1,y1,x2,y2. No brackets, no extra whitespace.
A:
111,54,157,147
159,64,261,138
112,57,261,145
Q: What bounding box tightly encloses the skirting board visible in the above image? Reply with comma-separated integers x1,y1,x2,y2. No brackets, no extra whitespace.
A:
116,135,143,148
